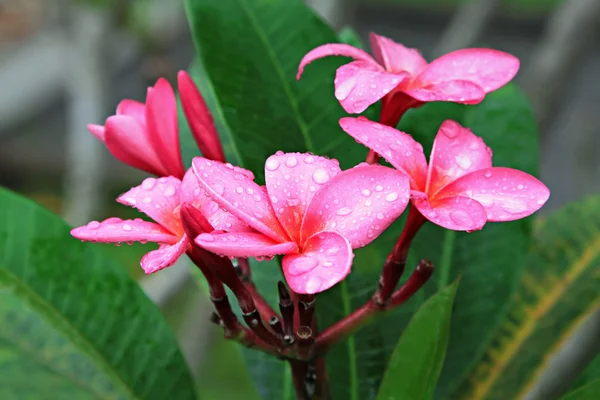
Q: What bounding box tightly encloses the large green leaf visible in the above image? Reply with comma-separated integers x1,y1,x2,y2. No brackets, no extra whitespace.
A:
376,281,459,400
454,195,600,399
0,188,196,399
399,84,540,398
562,379,600,400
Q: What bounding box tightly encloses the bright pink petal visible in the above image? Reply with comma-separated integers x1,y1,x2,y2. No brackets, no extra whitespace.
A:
414,48,519,93
297,43,380,80
87,124,105,142
436,167,550,222
141,235,189,274
426,120,492,196
339,117,428,190
116,99,146,126
302,164,410,248
265,152,342,243
282,231,353,294
178,71,225,162
195,232,297,258
334,61,408,114
403,79,485,104
71,217,178,244
145,78,185,178
118,176,183,236
180,169,252,233
412,193,487,231
192,158,289,242
369,33,427,75
104,115,166,176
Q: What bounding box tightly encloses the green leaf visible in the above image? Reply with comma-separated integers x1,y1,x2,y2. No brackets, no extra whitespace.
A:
398,84,541,398
570,356,600,393
454,195,600,400
376,281,459,400
562,379,600,400
0,188,196,400
184,0,373,183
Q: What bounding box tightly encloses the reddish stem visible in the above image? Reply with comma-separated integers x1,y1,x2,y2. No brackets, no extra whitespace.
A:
374,206,426,304
290,360,310,400
315,259,433,353
298,294,316,328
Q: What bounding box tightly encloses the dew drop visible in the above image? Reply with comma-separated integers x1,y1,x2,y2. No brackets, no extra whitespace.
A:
288,198,301,207
270,195,278,204
164,185,176,197
323,261,334,267
365,199,373,207
336,207,352,216
376,212,384,220
375,185,384,192
266,158,280,171
484,170,493,178
287,257,318,276
236,187,243,194
313,168,330,184
253,194,262,202
246,188,254,195
198,233,214,242
285,157,298,168
449,210,473,226
385,192,399,202
455,155,472,170
361,189,371,197
87,221,100,229
123,224,132,231
517,184,524,190
141,178,156,190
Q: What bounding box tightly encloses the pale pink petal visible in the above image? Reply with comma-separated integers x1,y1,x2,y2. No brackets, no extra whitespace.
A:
302,164,410,248
369,33,428,75
195,232,298,258
104,115,166,176
71,217,178,244
264,152,342,243
296,43,380,80
117,176,183,236
178,71,225,162
192,158,289,242
403,80,485,104
339,117,428,190
180,169,252,233
116,99,146,127
145,78,185,178
426,120,492,196
87,124,106,142
141,235,189,274
414,48,519,92
436,167,550,222
334,61,409,114
412,194,487,231
282,231,353,294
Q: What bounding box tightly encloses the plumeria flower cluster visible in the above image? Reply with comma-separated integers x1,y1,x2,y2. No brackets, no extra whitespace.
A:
71,32,549,367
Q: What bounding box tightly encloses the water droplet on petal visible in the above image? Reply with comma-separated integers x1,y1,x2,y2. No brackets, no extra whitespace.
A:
375,185,384,192
288,198,301,207
361,189,371,197
87,221,100,229
385,192,399,202
164,185,176,197
455,155,472,170
517,184,524,190
500,199,528,214
336,207,352,216
313,168,330,184
376,212,384,220
235,187,243,194
449,210,473,226
285,157,298,168
266,158,280,171
123,224,132,231
288,257,318,276
365,199,373,207
246,187,254,195
141,178,156,190
484,171,493,178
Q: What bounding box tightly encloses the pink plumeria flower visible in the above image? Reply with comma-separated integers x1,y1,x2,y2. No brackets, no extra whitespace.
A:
297,32,519,125
192,152,410,294
71,167,251,274
88,71,224,179
340,117,549,231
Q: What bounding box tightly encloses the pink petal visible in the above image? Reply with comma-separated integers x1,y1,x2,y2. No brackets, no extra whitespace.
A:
180,169,252,233
436,167,550,222
145,78,185,178
195,232,298,258
71,217,178,244
296,43,380,80
426,120,492,196
412,193,487,231
117,176,184,236
414,48,520,93
282,230,353,294
264,152,342,243
116,99,146,127
369,33,427,75
87,124,106,142
339,117,428,190
178,71,225,162
302,164,410,248
141,235,189,274
334,61,408,114
192,157,289,242
403,79,485,104
104,115,167,176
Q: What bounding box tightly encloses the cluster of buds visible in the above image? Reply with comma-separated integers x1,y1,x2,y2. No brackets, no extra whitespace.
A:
72,33,549,398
